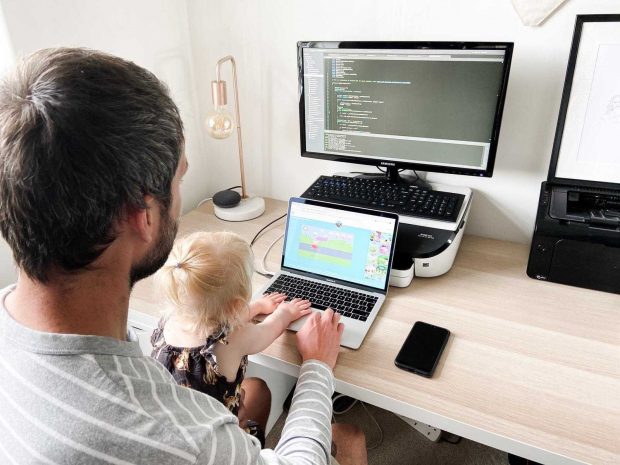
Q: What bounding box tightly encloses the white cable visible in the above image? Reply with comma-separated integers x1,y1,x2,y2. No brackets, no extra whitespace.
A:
332,396,384,451
197,197,213,208
332,393,359,415
360,401,384,450
256,232,284,277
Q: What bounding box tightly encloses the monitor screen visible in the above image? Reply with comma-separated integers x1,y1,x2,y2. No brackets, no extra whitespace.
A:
299,42,513,177
282,200,397,291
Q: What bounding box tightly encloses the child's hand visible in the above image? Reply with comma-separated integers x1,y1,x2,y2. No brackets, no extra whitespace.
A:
250,292,287,317
276,298,313,323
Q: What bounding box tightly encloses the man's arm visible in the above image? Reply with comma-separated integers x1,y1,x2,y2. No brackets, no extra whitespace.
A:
270,309,344,463
192,359,335,465
270,359,335,463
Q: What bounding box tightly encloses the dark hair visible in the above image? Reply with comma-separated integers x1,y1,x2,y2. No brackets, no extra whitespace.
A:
0,48,184,282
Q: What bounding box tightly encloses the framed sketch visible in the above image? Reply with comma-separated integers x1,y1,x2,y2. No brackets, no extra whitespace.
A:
549,15,620,189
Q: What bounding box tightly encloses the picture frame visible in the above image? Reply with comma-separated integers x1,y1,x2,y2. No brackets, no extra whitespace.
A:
548,14,620,189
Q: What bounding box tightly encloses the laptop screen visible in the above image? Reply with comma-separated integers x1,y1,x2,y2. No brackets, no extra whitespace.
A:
282,199,398,291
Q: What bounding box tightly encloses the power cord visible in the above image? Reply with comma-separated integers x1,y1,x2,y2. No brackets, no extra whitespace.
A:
250,214,287,246
249,214,287,277
255,232,284,278
332,394,384,451
197,197,213,208
360,401,384,450
332,393,358,415
255,270,274,279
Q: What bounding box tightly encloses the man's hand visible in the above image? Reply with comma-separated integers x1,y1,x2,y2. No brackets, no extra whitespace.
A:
296,308,344,370
249,292,287,318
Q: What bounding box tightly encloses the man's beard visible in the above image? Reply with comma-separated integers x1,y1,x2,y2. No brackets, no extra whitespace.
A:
129,206,178,287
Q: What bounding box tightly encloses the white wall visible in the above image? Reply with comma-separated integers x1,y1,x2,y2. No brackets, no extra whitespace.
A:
186,0,620,244
0,2,16,285
0,0,208,286
1,0,207,212
0,2,12,74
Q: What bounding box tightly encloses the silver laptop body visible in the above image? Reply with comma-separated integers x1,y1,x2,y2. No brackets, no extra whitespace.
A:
253,197,399,349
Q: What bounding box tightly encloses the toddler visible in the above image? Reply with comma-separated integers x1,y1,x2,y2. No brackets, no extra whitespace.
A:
151,231,311,445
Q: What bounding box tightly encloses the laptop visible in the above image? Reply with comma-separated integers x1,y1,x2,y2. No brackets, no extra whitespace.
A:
254,197,399,349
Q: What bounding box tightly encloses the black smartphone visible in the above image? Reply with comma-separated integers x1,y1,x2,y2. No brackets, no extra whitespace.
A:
394,321,450,378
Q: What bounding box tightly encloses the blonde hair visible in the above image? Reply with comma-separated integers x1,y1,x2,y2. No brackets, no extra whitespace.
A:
155,231,254,336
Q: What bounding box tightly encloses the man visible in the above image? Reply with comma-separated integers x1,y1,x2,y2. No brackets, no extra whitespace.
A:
0,48,367,464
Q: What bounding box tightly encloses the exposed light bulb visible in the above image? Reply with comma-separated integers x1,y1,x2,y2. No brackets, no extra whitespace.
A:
205,106,234,139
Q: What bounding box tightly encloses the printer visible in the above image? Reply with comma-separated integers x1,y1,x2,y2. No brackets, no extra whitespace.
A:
527,184,620,293
390,182,472,286
526,15,620,294
322,173,473,287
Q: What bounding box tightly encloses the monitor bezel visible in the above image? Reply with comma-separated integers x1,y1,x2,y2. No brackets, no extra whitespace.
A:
297,40,514,178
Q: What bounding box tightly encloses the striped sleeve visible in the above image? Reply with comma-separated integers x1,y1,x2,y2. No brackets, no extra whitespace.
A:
270,360,334,464
191,359,334,465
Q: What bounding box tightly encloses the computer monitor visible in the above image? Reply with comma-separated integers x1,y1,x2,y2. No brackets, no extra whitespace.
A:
298,41,513,180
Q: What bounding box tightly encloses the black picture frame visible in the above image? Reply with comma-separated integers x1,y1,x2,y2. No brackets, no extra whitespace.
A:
547,14,620,190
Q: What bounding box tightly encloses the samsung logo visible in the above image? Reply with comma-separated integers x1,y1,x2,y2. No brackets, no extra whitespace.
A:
325,278,335,283
418,233,434,240
380,161,396,167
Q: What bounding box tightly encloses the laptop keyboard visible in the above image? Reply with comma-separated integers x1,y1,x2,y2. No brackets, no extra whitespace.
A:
264,275,378,322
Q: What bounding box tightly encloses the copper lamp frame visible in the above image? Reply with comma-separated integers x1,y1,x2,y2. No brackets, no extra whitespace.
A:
211,55,247,199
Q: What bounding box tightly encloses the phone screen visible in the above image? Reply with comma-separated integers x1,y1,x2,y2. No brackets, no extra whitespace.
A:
394,321,450,377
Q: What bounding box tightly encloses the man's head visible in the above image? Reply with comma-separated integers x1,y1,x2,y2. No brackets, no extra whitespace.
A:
0,48,185,283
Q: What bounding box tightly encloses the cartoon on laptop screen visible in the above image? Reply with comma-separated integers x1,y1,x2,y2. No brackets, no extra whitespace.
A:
255,197,399,349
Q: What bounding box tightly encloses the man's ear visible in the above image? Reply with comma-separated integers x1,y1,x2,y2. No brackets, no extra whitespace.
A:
126,195,157,244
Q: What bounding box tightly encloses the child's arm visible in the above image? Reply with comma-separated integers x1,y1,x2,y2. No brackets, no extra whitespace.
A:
241,298,312,354
246,292,287,321
214,299,312,381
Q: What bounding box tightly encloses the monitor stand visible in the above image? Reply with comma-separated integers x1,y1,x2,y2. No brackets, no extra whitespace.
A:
352,166,432,190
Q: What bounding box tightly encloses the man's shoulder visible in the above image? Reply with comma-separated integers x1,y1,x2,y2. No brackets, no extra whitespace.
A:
0,350,241,464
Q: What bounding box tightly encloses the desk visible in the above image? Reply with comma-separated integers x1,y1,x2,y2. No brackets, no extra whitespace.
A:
130,198,620,465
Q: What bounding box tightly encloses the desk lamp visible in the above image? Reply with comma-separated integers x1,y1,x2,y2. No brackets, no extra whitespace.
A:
205,55,265,221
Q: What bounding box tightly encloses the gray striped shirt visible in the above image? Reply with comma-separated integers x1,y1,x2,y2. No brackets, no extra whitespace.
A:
0,286,335,464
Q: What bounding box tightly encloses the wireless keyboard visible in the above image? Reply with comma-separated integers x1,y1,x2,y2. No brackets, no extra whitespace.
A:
301,175,465,222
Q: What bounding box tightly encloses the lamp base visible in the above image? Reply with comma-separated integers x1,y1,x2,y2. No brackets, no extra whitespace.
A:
214,195,265,222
